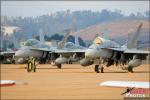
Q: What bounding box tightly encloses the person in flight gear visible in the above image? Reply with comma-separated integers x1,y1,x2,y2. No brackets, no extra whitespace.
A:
27,57,37,72
32,57,37,72
27,57,33,72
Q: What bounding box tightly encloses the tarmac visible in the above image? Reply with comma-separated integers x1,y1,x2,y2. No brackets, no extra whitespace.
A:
1,63,149,99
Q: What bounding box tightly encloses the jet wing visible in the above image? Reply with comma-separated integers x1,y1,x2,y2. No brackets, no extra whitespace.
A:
124,49,149,54
51,49,86,57
30,48,52,52
0,51,15,56
101,47,124,52
53,49,86,53
100,81,149,89
30,48,86,53
102,47,149,54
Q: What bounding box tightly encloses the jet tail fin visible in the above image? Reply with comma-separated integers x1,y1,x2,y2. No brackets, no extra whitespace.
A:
39,29,45,43
58,29,71,48
127,23,143,49
92,33,99,42
75,36,80,46
102,28,109,40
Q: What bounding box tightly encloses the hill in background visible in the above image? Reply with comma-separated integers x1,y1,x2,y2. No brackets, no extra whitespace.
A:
72,19,149,40
1,10,149,49
72,19,149,45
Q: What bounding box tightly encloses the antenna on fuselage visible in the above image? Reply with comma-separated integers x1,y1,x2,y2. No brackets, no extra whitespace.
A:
101,28,110,40
39,29,44,43
58,28,71,48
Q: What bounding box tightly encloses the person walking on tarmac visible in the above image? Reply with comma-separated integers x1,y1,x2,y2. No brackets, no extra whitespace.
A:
27,57,37,72
32,57,37,72
27,57,32,72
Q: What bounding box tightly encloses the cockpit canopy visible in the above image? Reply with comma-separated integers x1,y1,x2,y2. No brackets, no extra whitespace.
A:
64,42,84,49
93,37,105,44
24,39,40,46
64,42,75,48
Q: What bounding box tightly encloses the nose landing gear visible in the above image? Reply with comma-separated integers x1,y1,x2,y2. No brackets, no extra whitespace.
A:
94,65,104,73
56,64,62,69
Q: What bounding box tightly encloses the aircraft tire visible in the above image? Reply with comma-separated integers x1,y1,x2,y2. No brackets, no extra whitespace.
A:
57,64,62,69
101,66,104,73
95,65,100,73
128,66,133,73
33,65,36,72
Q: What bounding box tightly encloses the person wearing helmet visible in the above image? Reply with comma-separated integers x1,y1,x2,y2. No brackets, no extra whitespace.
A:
27,57,33,72
32,57,37,72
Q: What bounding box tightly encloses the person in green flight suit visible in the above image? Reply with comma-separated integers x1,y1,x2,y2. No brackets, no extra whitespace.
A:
27,57,37,72
31,57,37,72
27,57,33,72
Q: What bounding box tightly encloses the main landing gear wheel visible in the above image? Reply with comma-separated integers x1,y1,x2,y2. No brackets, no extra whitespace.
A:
33,65,36,72
57,64,62,69
128,66,133,73
95,65,104,73
68,60,72,64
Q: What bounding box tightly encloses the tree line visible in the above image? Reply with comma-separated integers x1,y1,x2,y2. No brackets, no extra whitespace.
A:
1,9,149,40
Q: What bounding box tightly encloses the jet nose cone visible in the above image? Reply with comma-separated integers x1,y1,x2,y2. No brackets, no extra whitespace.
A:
85,48,99,59
15,50,24,57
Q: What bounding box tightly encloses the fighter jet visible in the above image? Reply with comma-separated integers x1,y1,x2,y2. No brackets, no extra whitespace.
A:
14,29,86,68
80,23,149,73
14,29,71,64
47,28,86,68
50,32,112,69
51,36,86,68
0,49,15,64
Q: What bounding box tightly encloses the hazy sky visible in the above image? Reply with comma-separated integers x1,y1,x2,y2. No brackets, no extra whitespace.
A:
1,1,149,17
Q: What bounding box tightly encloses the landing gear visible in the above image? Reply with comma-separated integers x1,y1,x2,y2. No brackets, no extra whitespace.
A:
128,66,133,73
33,65,36,72
94,65,104,73
27,61,36,72
57,64,62,69
68,60,72,64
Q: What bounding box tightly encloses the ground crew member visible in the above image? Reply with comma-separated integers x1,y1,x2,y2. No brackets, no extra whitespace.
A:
27,57,33,72
27,57,38,72
32,57,37,72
